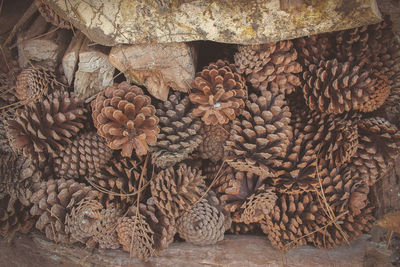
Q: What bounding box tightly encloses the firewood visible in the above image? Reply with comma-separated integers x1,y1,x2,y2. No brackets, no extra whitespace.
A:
62,31,85,85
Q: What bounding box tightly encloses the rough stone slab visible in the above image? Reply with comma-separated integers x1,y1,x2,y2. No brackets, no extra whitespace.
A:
0,233,393,267
109,43,196,100
45,0,381,46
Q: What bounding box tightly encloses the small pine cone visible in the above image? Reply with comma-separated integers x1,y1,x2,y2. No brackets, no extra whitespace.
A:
176,198,226,246
302,59,376,114
15,67,59,102
150,163,206,218
335,26,370,64
7,91,87,165
294,33,334,65
225,91,292,176
116,214,156,261
89,156,149,205
357,72,391,113
91,82,159,157
65,197,121,249
228,221,260,235
150,92,202,168
53,132,113,179
234,41,302,94
0,119,12,153
189,60,247,125
261,191,321,251
35,0,72,29
198,124,230,162
349,117,400,186
29,178,102,243
0,152,41,207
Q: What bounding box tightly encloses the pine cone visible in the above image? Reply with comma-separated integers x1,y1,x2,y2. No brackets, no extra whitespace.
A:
176,198,226,246
89,156,149,205
91,82,159,157
15,67,59,102
7,91,87,166
228,221,260,235
35,0,72,29
335,25,369,64
150,163,206,218
0,195,35,239
0,119,12,152
53,132,113,179
198,124,230,162
189,60,247,125
150,92,202,168
29,178,102,243
0,152,41,207
234,41,302,94
349,117,400,186
294,33,334,65
302,59,389,114
65,197,121,249
225,91,292,176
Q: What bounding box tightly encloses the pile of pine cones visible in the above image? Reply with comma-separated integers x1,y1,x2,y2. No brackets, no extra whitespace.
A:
1,12,400,261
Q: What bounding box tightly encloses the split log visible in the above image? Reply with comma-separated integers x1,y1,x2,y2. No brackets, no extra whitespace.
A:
73,38,115,101
109,43,196,101
17,15,71,70
62,31,85,85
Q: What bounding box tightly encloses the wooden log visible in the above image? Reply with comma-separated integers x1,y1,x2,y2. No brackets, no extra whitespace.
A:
61,31,85,85
73,38,115,101
17,15,71,70
109,43,196,101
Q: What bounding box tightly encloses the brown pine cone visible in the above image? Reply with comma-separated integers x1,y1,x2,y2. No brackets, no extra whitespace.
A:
225,91,292,176
335,25,369,64
0,152,41,207
349,117,400,186
235,41,302,94
150,92,202,168
89,156,149,205
228,221,260,235
15,67,60,102
198,124,230,162
294,33,334,65
29,178,102,243
7,91,87,166
91,82,159,157
65,197,121,249
150,163,206,218
176,198,226,246
0,119,13,153
53,132,113,179
189,60,247,125
35,0,72,29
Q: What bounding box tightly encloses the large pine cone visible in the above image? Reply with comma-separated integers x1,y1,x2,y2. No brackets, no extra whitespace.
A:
302,59,389,114
176,198,226,246
53,132,113,179
350,117,400,186
294,33,334,65
35,0,72,29
150,92,202,168
65,197,121,249
0,152,41,207
89,156,149,205
150,163,206,218
0,195,35,239
7,91,87,165
225,91,292,176
91,82,159,157
198,124,230,162
234,40,302,95
15,67,60,102
29,178,101,243
189,60,247,125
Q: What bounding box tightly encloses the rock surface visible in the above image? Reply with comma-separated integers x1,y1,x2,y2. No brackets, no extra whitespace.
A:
45,0,381,46
109,43,196,100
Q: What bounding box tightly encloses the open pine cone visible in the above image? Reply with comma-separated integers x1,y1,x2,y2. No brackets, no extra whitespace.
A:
150,92,202,168
29,178,102,243
350,117,400,186
150,163,206,218
235,40,302,94
65,197,121,249
7,91,87,166
189,60,247,125
91,82,159,157
295,33,334,65
35,0,72,29
198,124,230,162
53,132,113,179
